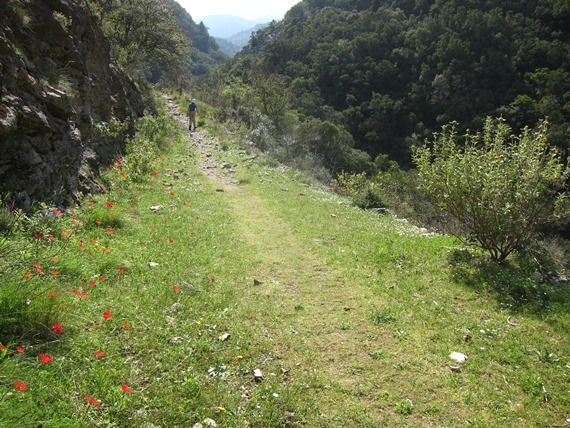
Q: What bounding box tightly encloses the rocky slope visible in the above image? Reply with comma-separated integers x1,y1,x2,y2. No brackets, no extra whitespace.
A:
0,0,145,210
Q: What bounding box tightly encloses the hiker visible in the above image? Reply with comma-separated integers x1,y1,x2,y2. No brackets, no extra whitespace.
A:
188,98,198,131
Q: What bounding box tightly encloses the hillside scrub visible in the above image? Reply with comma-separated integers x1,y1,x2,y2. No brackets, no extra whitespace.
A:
413,117,569,263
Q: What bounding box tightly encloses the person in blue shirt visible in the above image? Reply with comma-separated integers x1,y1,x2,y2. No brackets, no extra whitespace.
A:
188,99,198,131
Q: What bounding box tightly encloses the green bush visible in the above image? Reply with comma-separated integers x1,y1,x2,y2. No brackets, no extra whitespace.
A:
413,117,569,262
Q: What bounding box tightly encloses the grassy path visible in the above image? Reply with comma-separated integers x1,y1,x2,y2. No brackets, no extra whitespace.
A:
1,101,568,427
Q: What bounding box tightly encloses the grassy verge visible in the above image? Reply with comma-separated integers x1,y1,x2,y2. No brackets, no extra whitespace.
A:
1,103,569,427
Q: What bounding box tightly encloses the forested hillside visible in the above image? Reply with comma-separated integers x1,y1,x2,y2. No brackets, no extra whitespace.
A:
230,0,570,166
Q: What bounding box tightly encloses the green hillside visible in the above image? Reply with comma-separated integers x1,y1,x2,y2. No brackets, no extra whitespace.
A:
227,0,570,166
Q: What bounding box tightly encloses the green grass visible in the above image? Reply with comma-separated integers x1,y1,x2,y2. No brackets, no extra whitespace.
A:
1,105,569,427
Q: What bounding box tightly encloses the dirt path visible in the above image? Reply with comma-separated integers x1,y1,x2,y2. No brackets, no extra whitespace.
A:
166,95,383,422
165,95,239,190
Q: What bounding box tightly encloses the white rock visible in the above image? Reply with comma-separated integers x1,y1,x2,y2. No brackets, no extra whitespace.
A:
450,352,468,363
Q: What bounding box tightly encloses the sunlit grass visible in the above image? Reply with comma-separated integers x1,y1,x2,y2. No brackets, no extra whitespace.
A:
1,104,568,427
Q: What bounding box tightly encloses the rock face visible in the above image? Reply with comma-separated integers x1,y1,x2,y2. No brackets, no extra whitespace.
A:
0,0,145,210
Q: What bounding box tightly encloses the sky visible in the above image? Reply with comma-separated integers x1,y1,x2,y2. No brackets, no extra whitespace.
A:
176,0,302,21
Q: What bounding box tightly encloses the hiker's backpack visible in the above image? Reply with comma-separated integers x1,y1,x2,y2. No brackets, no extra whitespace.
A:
189,102,197,112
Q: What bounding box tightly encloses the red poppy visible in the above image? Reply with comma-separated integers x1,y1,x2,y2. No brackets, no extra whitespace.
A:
24,271,32,280
33,233,42,240
118,266,125,274
33,263,45,275
211,278,216,284
95,351,105,358
169,238,174,244
98,275,106,281
104,201,114,208
87,202,94,207
49,270,60,276
51,323,63,334
101,247,111,254
95,220,102,225
16,346,25,353
13,381,27,391
196,216,201,220
48,235,56,241
54,209,62,216
103,311,112,320
48,291,58,298
172,285,180,293
102,187,108,193
80,240,86,249
72,290,89,297
61,229,69,238
84,396,101,406
90,239,97,245
122,323,131,329
183,201,188,206
89,280,97,286
170,191,175,196
120,383,133,393
38,353,53,364
51,257,59,263
0,343,7,349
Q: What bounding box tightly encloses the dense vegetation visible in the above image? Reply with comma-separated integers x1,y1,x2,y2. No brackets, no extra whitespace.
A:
218,0,569,167
88,0,225,84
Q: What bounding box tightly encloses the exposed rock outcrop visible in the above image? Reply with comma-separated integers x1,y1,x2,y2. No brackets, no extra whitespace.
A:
0,0,145,210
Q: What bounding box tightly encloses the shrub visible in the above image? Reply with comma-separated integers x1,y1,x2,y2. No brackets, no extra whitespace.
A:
413,117,569,262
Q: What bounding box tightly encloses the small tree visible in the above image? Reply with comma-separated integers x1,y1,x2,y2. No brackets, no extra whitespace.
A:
413,117,569,262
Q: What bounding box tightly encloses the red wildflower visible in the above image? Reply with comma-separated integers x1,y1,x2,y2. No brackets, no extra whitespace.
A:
95,220,102,225
48,235,56,241
169,238,174,244
51,257,59,263
24,271,32,280
98,275,106,281
13,381,27,391
103,311,112,320
33,263,45,275
49,270,60,276
95,351,105,358
122,323,131,329
72,218,78,224
172,285,180,293
183,201,188,206
170,191,175,196
211,278,216,284
54,209,62,216
84,396,101,406
38,353,53,364
16,346,25,353
48,291,58,298
102,187,108,193
87,202,94,207
120,383,133,393
51,323,63,334
80,240,86,249
89,280,97,286
104,201,114,208
72,290,89,297
61,229,68,238
119,172,126,177
118,266,125,274
101,247,111,254
0,343,7,349
33,233,42,240
196,216,201,220
90,239,97,245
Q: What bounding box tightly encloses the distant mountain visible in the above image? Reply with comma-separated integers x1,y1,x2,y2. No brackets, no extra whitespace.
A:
216,23,272,56
200,15,255,38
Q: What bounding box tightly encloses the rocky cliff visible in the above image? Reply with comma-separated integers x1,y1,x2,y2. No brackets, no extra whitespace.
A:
0,0,145,210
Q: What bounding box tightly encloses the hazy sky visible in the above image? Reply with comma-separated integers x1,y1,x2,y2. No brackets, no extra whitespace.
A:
177,0,302,21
